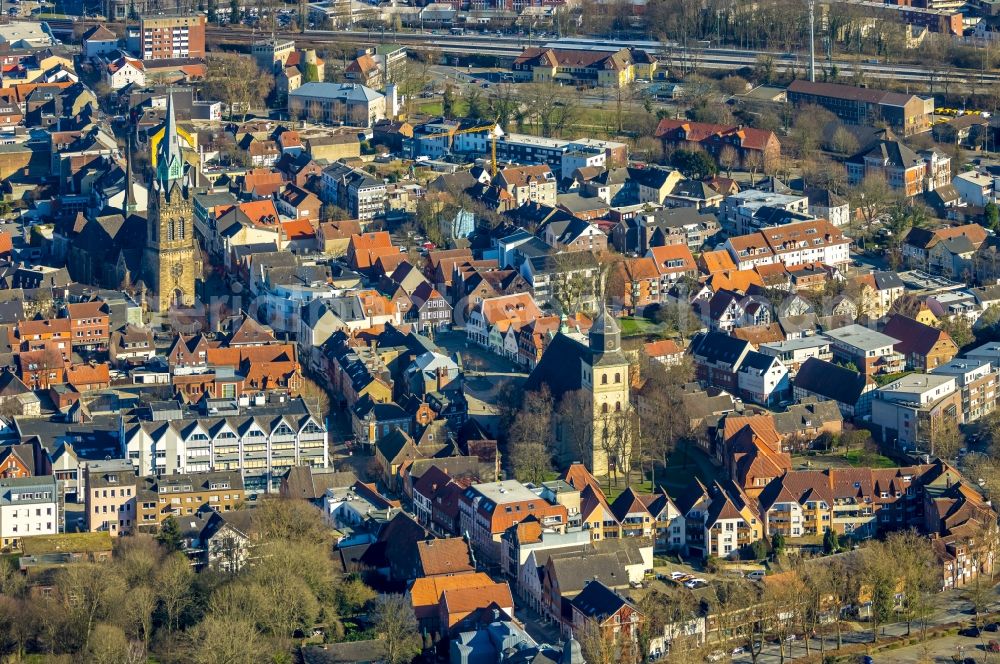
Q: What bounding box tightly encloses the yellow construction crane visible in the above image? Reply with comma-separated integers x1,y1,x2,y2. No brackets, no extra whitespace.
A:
420,121,501,176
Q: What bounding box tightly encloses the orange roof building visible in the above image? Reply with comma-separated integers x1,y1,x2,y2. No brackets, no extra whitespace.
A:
648,244,697,279
439,581,514,631
698,249,737,275
410,571,495,624
347,231,398,271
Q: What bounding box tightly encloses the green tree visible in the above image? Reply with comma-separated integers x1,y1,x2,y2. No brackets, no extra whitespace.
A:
771,532,785,558
669,149,717,179
441,84,456,119
464,87,484,120
823,528,839,554
304,64,320,83
156,516,183,553
939,315,974,349
986,201,1000,230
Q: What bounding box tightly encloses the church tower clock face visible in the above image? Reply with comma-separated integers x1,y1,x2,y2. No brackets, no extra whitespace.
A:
171,263,183,280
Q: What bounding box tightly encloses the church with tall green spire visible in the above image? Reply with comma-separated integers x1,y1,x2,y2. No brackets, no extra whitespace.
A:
142,91,198,314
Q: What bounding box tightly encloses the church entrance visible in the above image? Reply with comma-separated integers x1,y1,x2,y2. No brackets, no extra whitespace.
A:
172,288,184,309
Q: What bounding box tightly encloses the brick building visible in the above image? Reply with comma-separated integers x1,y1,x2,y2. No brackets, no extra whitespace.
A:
139,14,206,60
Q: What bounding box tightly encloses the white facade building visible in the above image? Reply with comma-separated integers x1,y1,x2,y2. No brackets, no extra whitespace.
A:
724,219,851,271
0,476,58,549
953,171,999,207
120,396,328,494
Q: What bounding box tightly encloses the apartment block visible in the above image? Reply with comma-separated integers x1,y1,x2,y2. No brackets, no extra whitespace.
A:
724,219,850,271
120,395,328,494
759,337,833,375
787,80,933,136
0,475,58,550
758,465,928,541
137,471,245,531
66,301,110,351
139,14,206,60
718,190,810,236
931,358,998,422
871,373,962,450
459,480,569,564
85,459,137,536
823,324,905,376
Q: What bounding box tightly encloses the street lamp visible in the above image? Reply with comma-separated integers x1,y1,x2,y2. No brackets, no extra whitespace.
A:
807,0,816,82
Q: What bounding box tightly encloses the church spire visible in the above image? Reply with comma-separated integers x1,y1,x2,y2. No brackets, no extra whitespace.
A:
154,90,184,190
124,131,137,214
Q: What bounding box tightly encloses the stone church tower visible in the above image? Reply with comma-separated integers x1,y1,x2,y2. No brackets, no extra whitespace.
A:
143,92,197,314
581,306,631,477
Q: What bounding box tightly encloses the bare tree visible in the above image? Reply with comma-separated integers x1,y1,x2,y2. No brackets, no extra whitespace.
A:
929,414,963,461
885,530,938,640
559,389,596,465
123,586,157,649
858,541,896,643
551,252,599,316
794,559,834,658
636,356,692,485
764,572,805,663
851,173,895,248
510,438,553,486
605,408,638,488
578,618,617,664
372,594,421,664
189,616,263,664
298,375,331,420
830,126,860,155
719,145,739,178
155,553,194,635
86,624,145,664
713,579,759,656
744,151,763,186
57,563,127,653
252,495,333,547
509,387,555,484
203,54,272,121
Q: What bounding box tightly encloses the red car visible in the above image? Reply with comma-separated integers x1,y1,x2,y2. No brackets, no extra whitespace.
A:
989,640,1000,653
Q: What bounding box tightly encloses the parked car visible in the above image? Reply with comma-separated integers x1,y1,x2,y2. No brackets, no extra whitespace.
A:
706,652,725,663
730,646,745,656
961,626,982,637
669,571,685,580
989,641,1000,653
986,622,999,632
746,570,766,581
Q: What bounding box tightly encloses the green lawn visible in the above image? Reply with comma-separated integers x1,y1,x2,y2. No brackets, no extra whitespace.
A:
842,449,897,468
619,316,665,338
415,101,444,116
604,479,654,502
